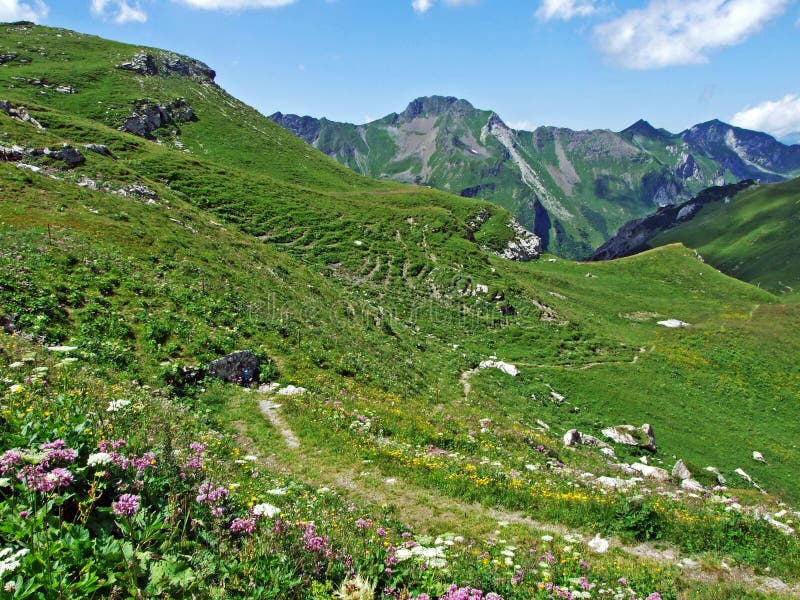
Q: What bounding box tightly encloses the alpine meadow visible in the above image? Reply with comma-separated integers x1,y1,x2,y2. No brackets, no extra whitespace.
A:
0,15,799,600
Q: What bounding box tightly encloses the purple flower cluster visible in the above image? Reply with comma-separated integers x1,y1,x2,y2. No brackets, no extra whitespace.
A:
302,523,332,557
230,517,256,535
8,440,78,493
112,493,140,517
438,585,502,600
96,440,155,474
196,482,229,504
0,450,21,474
183,442,207,471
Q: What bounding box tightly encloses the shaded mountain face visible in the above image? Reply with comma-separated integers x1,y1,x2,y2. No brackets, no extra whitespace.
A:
270,99,800,258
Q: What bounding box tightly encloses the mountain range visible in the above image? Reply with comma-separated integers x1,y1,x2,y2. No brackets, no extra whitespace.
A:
271,97,800,258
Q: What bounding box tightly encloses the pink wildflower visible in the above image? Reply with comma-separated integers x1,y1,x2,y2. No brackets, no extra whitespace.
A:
112,494,140,516
230,517,256,535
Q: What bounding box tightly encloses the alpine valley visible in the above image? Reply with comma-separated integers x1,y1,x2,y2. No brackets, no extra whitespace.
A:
1,22,799,600
270,97,800,258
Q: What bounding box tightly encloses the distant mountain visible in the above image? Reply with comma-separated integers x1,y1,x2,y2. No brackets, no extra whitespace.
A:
780,131,800,145
590,177,800,294
271,97,800,258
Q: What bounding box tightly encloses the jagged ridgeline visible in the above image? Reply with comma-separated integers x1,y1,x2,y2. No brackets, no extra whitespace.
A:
271,97,800,259
2,22,800,599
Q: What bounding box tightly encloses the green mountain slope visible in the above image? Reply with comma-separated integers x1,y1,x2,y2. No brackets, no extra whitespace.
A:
590,178,800,295
271,98,800,259
2,23,800,598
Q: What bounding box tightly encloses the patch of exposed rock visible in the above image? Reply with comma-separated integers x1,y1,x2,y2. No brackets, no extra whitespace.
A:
494,218,541,261
83,144,118,159
1,143,85,168
208,350,260,386
119,98,196,139
0,100,43,128
116,51,216,82
602,424,656,452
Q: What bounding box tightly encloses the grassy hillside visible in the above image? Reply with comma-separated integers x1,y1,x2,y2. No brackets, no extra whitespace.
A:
1,22,800,599
650,178,800,295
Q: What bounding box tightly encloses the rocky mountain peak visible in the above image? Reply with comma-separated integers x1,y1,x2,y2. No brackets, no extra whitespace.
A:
399,96,475,120
620,119,672,141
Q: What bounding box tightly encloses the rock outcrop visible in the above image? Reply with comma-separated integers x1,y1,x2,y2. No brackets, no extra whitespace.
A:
208,351,260,386
494,219,541,261
119,98,196,139
83,144,118,159
0,101,44,129
672,460,692,481
117,51,216,82
602,424,656,451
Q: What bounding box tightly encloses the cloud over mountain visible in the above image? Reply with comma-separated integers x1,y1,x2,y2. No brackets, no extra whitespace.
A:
0,0,48,22
593,0,790,69
732,94,800,139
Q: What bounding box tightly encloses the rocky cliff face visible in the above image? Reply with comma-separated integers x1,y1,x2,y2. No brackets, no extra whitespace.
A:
269,97,800,258
589,180,757,261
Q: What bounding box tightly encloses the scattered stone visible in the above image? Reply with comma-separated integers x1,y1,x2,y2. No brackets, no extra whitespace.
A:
657,319,690,328
706,466,726,484
0,101,43,128
600,447,616,458
258,382,280,394
563,429,581,447
276,385,306,396
45,145,85,168
584,272,596,278
478,360,519,376
83,143,118,159
0,53,19,65
535,419,549,430
116,51,216,81
55,85,74,94
121,183,158,200
630,462,670,481
16,163,40,172
602,424,656,451
672,459,692,481
207,350,260,386
681,478,705,492
46,345,78,352
753,451,766,463
596,476,637,490
550,391,565,402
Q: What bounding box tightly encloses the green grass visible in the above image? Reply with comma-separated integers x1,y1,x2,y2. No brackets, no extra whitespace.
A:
650,178,800,294
1,22,800,598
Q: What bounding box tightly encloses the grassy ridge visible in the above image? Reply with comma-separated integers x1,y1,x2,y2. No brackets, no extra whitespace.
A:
1,22,800,598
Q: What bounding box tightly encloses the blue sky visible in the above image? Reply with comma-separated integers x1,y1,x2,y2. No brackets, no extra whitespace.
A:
5,0,800,138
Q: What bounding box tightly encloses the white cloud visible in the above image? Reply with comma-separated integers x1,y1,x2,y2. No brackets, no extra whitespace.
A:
172,0,299,8
0,0,48,22
536,0,598,21
412,0,476,14
594,0,790,69
507,119,536,131
90,0,147,23
732,94,800,138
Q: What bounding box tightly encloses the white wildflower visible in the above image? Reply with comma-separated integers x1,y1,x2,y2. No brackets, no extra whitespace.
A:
9,384,23,393
541,535,553,542
0,547,28,577
587,534,609,553
87,452,113,467
106,399,131,412
252,503,280,518
266,487,288,495
8,362,23,369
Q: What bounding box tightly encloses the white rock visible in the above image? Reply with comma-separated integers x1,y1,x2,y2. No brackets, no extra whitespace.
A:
752,451,766,463
536,419,550,430
276,385,307,396
672,460,692,481
657,319,690,328
587,534,610,553
258,382,280,394
706,466,726,484
563,429,581,447
600,447,616,458
46,345,78,352
478,360,519,376
681,479,705,492
630,462,670,481
596,476,637,490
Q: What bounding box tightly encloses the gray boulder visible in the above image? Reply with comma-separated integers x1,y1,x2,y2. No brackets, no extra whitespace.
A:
45,145,85,168
563,429,581,447
116,52,158,76
672,459,692,481
602,424,656,451
208,351,260,385
83,144,118,159
119,98,196,139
